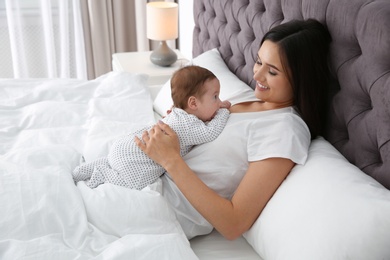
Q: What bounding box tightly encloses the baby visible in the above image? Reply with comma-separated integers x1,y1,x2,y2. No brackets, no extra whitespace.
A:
72,65,230,190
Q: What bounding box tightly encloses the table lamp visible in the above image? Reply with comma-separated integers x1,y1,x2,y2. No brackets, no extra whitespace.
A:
147,2,178,67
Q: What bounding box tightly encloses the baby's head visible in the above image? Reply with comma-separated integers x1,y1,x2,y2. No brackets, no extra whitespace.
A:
171,65,222,121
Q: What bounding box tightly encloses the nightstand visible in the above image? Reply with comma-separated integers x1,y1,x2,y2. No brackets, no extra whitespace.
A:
112,50,188,86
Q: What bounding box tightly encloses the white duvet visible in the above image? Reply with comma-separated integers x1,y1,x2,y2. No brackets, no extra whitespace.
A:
0,72,198,259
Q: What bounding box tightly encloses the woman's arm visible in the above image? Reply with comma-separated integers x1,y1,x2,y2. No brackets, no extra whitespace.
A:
135,121,294,240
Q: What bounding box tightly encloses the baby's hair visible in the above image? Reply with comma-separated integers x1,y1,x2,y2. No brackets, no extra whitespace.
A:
170,65,216,109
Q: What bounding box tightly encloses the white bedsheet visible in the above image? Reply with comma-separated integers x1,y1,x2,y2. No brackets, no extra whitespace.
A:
0,72,198,259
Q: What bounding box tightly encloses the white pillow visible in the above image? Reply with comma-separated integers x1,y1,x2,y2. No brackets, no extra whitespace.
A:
153,48,254,117
243,137,390,260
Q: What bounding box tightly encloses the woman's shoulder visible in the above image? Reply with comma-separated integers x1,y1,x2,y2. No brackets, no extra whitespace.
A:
274,107,305,122
247,107,310,140
231,106,300,120
247,107,311,164
264,107,309,132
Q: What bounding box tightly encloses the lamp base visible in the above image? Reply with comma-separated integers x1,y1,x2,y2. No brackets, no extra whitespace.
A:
150,41,178,67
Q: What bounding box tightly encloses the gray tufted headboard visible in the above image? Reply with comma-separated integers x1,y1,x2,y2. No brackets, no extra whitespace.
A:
192,0,390,189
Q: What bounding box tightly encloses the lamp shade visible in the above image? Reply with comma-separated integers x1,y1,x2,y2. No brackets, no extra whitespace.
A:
147,2,178,41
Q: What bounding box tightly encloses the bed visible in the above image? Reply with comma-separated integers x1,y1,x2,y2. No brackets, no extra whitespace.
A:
1,0,390,259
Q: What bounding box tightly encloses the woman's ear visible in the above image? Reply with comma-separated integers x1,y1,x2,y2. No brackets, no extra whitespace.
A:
187,96,198,110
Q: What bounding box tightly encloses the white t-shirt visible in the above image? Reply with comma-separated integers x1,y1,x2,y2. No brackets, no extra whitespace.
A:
162,104,311,239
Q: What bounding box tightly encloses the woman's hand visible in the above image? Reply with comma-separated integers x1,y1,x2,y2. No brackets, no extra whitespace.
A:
135,121,181,169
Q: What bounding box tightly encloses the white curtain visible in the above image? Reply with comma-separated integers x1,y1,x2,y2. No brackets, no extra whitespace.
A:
80,0,175,79
0,0,176,80
1,0,87,79
80,0,149,79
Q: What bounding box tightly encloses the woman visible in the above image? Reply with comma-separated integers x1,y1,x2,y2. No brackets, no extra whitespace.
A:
135,19,332,240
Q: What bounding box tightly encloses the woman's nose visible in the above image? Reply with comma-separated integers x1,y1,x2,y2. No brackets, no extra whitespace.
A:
253,67,265,82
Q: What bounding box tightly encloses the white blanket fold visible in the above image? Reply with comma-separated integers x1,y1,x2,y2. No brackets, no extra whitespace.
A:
0,72,198,260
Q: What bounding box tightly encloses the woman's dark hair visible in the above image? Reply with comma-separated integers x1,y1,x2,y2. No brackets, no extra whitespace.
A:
171,65,216,109
261,19,332,139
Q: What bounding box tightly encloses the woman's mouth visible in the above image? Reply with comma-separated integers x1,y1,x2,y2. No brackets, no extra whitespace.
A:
256,82,269,90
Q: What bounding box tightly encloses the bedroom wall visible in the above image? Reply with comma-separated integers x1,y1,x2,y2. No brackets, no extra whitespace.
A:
178,0,194,59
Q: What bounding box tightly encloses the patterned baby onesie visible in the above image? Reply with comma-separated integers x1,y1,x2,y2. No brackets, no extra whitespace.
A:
72,107,230,190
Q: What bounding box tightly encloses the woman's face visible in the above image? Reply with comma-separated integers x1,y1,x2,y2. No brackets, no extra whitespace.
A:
253,40,294,109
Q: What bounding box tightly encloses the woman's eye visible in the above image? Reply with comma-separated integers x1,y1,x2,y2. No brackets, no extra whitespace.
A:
256,57,277,76
269,70,277,76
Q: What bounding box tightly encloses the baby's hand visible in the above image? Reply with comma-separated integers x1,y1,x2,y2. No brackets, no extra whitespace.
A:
220,100,231,109
165,105,174,117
